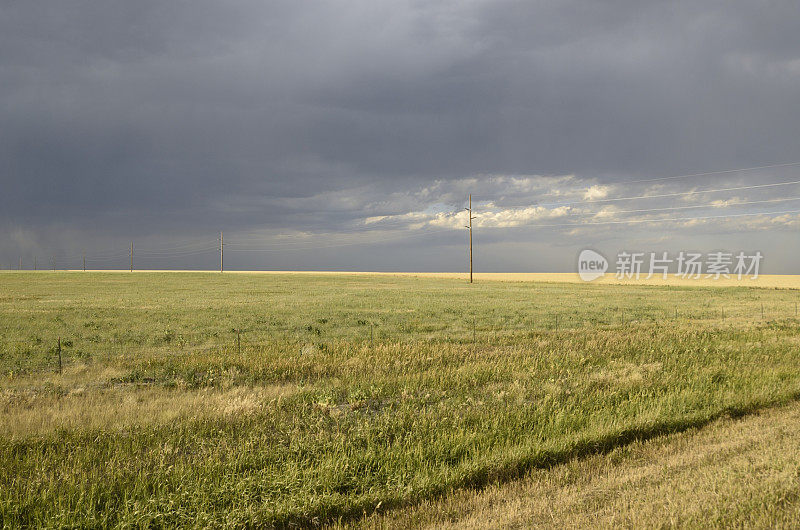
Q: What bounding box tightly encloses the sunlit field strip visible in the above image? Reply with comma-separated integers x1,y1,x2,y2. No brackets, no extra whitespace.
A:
5,270,799,289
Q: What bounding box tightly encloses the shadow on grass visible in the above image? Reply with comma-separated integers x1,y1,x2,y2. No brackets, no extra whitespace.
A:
279,391,800,529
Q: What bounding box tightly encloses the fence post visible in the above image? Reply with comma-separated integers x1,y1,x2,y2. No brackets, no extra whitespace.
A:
57,337,62,374
761,303,764,320
370,324,374,345
237,329,241,354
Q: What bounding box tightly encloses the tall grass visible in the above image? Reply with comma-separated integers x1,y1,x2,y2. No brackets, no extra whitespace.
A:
0,272,798,527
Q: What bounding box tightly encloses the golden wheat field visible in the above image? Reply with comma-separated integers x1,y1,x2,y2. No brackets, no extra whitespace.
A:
65,270,800,289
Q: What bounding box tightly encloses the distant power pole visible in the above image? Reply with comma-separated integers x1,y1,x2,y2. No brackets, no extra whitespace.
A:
19,257,22,270
33,257,37,271
219,231,224,273
130,242,134,272
464,194,477,283
83,253,86,272
51,256,55,271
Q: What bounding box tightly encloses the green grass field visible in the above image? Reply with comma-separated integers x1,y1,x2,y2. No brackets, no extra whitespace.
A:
1,272,799,527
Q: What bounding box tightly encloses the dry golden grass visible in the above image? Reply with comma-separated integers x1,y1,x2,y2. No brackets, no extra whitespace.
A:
45,270,800,289
350,400,800,529
358,271,800,289
0,379,296,439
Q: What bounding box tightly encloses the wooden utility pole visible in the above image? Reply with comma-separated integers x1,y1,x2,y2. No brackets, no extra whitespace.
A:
464,194,476,283
19,257,22,270
83,253,86,272
219,231,224,273
33,257,37,271
130,242,134,272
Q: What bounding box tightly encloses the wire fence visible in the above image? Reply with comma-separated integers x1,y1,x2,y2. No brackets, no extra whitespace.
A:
2,302,798,376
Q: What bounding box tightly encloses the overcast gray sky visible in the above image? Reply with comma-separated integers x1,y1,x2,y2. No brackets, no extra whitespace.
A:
2,1,799,272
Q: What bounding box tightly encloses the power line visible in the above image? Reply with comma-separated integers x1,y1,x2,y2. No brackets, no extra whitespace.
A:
430,196,800,228
18,164,800,266
539,178,800,208
209,173,800,247
573,195,800,216
220,207,800,252
222,174,800,243
53,198,800,261
225,217,444,243
225,227,455,252
513,208,800,229
501,161,800,204
135,239,218,252
134,247,217,256
622,161,800,185
457,195,800,225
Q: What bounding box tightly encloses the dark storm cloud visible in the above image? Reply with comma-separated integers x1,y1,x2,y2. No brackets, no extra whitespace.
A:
1,1,800,270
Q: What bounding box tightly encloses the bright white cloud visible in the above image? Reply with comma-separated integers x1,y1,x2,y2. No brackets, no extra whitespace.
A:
583,185,609,200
